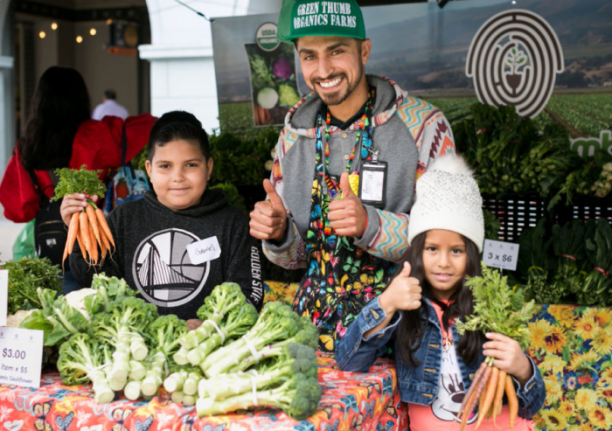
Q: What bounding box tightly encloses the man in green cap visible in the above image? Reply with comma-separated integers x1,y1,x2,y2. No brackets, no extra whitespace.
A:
250,0,456,352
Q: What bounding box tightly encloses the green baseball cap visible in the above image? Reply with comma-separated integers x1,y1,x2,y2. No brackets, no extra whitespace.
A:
277,0,366,43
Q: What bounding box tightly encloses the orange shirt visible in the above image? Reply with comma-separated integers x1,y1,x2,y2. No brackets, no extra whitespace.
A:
407,301,535,431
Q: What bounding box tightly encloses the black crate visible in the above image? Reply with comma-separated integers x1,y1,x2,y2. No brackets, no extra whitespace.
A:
555,195,612,225
482,194,547,242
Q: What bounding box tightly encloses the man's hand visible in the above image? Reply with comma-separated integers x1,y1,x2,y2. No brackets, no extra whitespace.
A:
249,179,288,242
378,262,422,315
328,172,367,237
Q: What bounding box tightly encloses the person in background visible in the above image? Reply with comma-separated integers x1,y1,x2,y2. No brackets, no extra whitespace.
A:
336,155,545,430
92,89,129,120
0,66,155,294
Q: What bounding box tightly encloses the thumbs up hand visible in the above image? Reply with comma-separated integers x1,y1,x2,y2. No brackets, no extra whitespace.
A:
328,172,367,237
249,179,288,242
378,262,422,315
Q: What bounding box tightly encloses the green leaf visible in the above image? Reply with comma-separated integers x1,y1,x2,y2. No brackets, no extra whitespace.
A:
562,347,571,363
52,165,106,201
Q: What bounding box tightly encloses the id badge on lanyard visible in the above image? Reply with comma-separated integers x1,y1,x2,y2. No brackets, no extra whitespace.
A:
359,159,387,208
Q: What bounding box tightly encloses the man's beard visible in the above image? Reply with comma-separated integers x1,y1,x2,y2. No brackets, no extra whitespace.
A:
314,64,365,106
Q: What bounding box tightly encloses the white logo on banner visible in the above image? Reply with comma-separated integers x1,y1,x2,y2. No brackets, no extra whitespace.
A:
466,9,564,118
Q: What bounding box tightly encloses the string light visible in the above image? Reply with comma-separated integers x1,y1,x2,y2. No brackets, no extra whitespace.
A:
106,19,113,25
51,22,58,30
39,31,46,39
90,28,97,36
76,35,83,43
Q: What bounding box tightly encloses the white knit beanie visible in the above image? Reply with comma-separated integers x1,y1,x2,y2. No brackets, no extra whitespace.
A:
408,154,485,252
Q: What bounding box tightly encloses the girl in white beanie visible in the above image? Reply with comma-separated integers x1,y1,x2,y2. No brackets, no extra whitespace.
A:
336,154,545,431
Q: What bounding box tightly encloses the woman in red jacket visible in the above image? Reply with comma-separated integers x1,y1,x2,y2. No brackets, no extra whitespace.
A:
0,66,155,292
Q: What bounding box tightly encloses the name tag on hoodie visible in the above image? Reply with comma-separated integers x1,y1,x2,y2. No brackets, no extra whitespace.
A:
187,236,222,265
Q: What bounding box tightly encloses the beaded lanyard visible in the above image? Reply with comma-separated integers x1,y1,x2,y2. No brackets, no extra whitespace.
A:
317,87,375,199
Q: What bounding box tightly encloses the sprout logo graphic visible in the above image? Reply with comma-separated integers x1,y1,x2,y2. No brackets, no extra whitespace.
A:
466,9,564,118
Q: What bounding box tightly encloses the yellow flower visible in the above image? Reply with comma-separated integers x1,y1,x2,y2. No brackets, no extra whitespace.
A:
591,327,612,356
596,379,612,400
528,319,553,350
538,410,568,431
588,405,612,430
602,366,612,380
544,375,563,404
548,305,574,327
544,325,567,354
574,316,599,340
594,310,611,328
575,388,599,411
539,355,566,376
569,350,600,371
558,400,575,416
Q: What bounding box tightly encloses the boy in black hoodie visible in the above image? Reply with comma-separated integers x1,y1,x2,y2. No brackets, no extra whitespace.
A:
61,111,264,323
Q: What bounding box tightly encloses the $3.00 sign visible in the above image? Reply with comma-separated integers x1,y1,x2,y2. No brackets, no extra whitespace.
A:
0,328,44,388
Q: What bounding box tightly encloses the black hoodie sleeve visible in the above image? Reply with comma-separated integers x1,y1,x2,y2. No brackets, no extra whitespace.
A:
223,210,265,311
69,209,124,287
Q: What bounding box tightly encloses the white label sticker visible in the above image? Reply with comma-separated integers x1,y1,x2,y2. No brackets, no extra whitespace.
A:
483,240,520,271
0,270,7,327
186,236,222,265
361,170,385,202
0,327,44,388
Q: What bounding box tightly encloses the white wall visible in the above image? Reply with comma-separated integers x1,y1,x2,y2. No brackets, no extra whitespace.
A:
0,0,14,180
141,0,283,132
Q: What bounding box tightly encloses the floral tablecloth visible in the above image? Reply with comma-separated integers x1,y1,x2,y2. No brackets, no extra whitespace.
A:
527,304,612,431
0,353,406,431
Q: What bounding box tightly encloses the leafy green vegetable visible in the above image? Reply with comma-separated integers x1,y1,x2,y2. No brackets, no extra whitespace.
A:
201,302,304,377
1,257,62,315
581,219,612,305
57,333,115,403
456,264,537,349
52,165,106,200
21,288,89,347
197,343,321,420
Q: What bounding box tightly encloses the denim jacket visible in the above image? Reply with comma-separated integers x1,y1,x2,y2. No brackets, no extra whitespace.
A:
336,297,546,419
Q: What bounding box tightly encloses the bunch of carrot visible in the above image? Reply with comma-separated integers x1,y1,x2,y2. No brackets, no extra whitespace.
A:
63,200,115,266
455,264,538,431
52,166,114,267
456,357,518,430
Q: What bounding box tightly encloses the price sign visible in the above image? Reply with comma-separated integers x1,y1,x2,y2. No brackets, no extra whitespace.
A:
483,240,520,271
0,270,7,326
0,327,43,388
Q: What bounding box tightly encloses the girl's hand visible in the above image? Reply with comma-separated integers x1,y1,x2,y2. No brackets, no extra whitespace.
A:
60,193,92,226
483,332,533,386
378,262,422,316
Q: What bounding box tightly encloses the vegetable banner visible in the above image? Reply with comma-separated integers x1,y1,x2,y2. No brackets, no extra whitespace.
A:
0,353,406,431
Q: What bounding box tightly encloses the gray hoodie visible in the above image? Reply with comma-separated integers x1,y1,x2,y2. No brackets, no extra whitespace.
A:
263,75,456,269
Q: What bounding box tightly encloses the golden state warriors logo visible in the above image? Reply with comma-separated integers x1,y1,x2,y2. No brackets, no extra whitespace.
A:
466,9,564,118
132,229,210,308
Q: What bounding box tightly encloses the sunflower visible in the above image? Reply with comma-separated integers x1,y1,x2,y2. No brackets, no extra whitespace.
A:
569,350,600,371
539,355,566,375
539,409,568,431
574,316,599,340
548,305,574,327
558,400,576,416
544,375,563,404
591,327,612,356
574,388,599,411
602,367,612,380
596,379,612,400
528,319,553,350
588,405,612,430
544,325,567,354
594,310,611,328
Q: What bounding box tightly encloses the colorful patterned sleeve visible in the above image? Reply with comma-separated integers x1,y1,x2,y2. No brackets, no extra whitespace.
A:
261,127,308,269
364,209,410,263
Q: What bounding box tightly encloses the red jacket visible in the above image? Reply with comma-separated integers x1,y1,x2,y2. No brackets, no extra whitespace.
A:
0,114,157,223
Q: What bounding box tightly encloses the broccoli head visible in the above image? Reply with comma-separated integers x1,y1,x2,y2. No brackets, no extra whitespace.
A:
278,374,322,420
197,283,247,322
